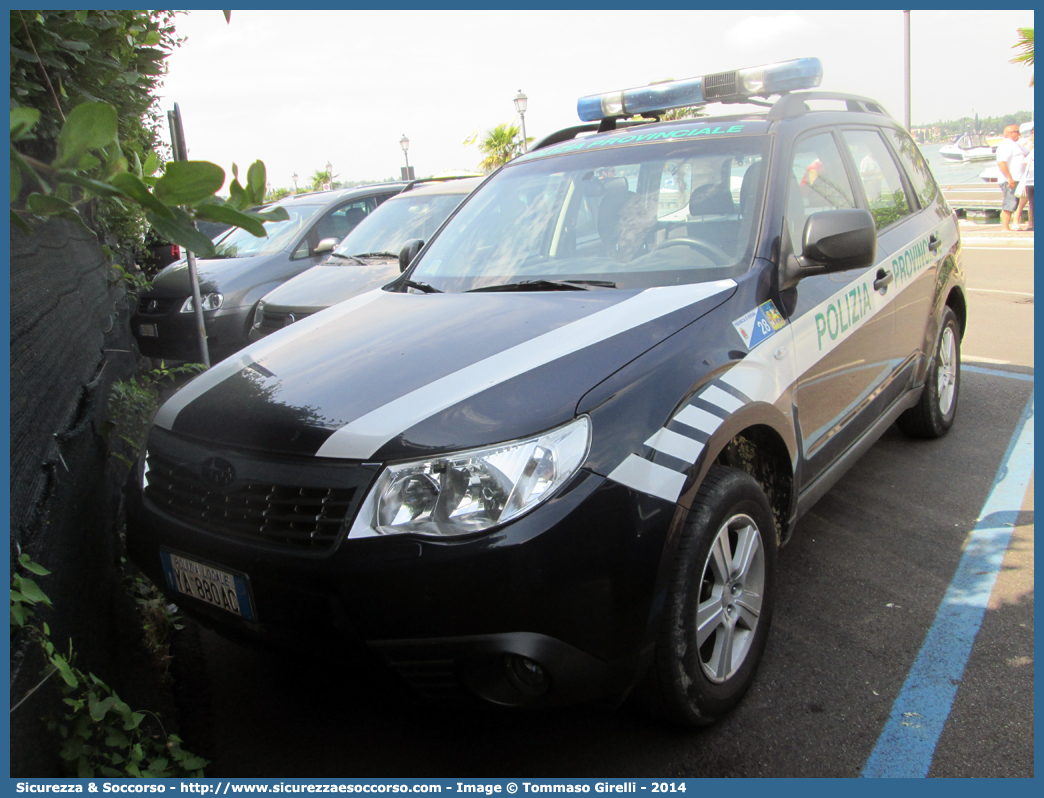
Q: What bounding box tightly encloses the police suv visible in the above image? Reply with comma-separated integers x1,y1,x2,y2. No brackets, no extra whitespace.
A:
127,58,966,725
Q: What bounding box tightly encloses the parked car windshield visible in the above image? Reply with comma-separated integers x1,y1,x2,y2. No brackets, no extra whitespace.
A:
331,190,467,260
212,202,324,258
409,135,769,292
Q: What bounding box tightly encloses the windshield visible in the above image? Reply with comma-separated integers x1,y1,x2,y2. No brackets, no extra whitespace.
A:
331,191,467,259
408,135,769,293
212,202,323,258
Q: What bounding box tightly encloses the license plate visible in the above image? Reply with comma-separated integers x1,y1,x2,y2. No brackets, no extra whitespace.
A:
159,550,255,621
139,324,158,337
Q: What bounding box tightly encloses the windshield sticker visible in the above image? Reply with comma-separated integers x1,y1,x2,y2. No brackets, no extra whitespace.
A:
733,300,787,349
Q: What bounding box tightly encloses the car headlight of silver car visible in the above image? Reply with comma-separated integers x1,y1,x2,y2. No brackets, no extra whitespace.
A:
180,293,223,313
252,300,266,327
348,416,591,539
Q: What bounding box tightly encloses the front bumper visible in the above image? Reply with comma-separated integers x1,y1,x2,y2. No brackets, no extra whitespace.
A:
132,303,252,363
125,434,677,707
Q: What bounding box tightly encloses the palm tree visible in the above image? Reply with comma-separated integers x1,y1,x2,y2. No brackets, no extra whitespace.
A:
1011,27,1033,86
477,123,527,173
309,168,338,191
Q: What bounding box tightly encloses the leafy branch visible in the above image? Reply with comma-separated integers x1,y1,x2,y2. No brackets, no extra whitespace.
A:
11,554,208,778
11,102,289,258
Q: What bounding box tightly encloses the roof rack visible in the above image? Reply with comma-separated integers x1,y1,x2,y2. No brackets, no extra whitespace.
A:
768,92,891,120
531,119,651,152
400,174,481,193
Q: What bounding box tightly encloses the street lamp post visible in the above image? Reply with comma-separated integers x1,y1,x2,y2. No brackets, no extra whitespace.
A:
292,171,298,191
400,134,412,180
514,90,528,153
325,161,332,190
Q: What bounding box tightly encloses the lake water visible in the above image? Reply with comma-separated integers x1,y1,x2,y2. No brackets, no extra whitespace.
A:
918,141,995,185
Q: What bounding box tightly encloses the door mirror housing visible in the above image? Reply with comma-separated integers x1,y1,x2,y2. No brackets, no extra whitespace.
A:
399,239,424,272
315,237,340,254
782,209,877,290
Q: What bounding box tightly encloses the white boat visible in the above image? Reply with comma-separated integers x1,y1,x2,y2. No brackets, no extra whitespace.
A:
978,165,1002,182
940,133,996,162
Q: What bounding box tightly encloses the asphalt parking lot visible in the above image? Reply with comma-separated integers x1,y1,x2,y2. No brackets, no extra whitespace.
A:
173,239,1033,779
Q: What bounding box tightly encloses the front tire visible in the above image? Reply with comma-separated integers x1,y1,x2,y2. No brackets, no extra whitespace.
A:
897,306,961,439
638,465,778,726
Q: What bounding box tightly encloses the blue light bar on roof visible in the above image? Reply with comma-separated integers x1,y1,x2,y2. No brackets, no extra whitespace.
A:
576,57,823,122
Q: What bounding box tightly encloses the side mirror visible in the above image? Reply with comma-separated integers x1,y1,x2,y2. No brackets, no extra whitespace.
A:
315,237,340,254
399,239,424,272
781,209,877,290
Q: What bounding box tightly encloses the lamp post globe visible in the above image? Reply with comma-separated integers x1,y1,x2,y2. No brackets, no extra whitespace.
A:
400,134,410,172
514,90,529,152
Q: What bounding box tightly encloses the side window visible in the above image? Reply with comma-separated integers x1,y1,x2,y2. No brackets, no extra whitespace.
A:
787,132,857,246
885,128,940,209
842,130,913,231
294,198,377,258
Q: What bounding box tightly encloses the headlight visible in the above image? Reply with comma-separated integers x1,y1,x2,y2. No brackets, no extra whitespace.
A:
252,300,266,327
180,293,223,313
349,416,591,539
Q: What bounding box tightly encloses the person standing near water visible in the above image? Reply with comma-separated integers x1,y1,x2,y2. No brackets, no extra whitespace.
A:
995,124,1027,231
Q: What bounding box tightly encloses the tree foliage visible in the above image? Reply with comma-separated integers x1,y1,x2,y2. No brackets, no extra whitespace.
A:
10,10,286,258
10,10,182,166
1011,27,1034,86
476,122,530,173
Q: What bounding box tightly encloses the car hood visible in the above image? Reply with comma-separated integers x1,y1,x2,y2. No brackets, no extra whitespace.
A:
153,281,736,461
145,254,281,297
260,261,399,313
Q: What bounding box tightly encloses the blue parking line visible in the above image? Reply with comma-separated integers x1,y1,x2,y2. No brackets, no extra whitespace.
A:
962,364,1034,382
862,390,1034,777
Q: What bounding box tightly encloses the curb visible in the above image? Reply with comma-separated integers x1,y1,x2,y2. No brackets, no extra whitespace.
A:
960,236,1034,249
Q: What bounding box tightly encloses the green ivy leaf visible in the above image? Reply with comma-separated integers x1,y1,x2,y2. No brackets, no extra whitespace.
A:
55,102,118,169
246,161,266,205
146,209,217,259
10,107,41,141
193,202,266,237
10,209,33,234
109,171,174,219
142,151,159,177
227,179,246,209
89,695,116,722
16,577,54,606
26,193,75,216
154,161,225,206
19,554,51,576
248,206,290,223
55,170,125,198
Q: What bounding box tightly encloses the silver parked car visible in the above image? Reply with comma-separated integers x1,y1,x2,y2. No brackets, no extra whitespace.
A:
249,177,481,340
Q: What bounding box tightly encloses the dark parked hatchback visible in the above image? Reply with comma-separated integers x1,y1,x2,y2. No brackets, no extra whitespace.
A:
132,184,404,363
127,58,965,724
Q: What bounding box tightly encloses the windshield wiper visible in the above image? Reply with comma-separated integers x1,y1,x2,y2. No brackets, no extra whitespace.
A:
401,279,442,293
467,279,618,293
327,252,365,264
355,251,399,259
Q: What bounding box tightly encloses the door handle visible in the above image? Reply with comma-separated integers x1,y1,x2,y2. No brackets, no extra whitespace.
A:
873,268,894,292
928,234,942,253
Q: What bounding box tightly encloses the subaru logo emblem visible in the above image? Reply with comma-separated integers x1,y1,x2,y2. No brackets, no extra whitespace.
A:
201,457,236,489
147,300,158,313
283,313,296,327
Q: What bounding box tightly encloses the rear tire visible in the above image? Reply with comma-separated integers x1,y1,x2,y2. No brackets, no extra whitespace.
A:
897,306,961,439
637,465,777,726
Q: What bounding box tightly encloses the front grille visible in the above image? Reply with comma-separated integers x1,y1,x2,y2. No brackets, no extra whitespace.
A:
137,297,178,315
259,310,313,334
145,451,356,550
703,70,737,101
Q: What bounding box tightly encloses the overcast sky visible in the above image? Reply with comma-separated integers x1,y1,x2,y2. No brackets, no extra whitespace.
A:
156,9,1035,191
